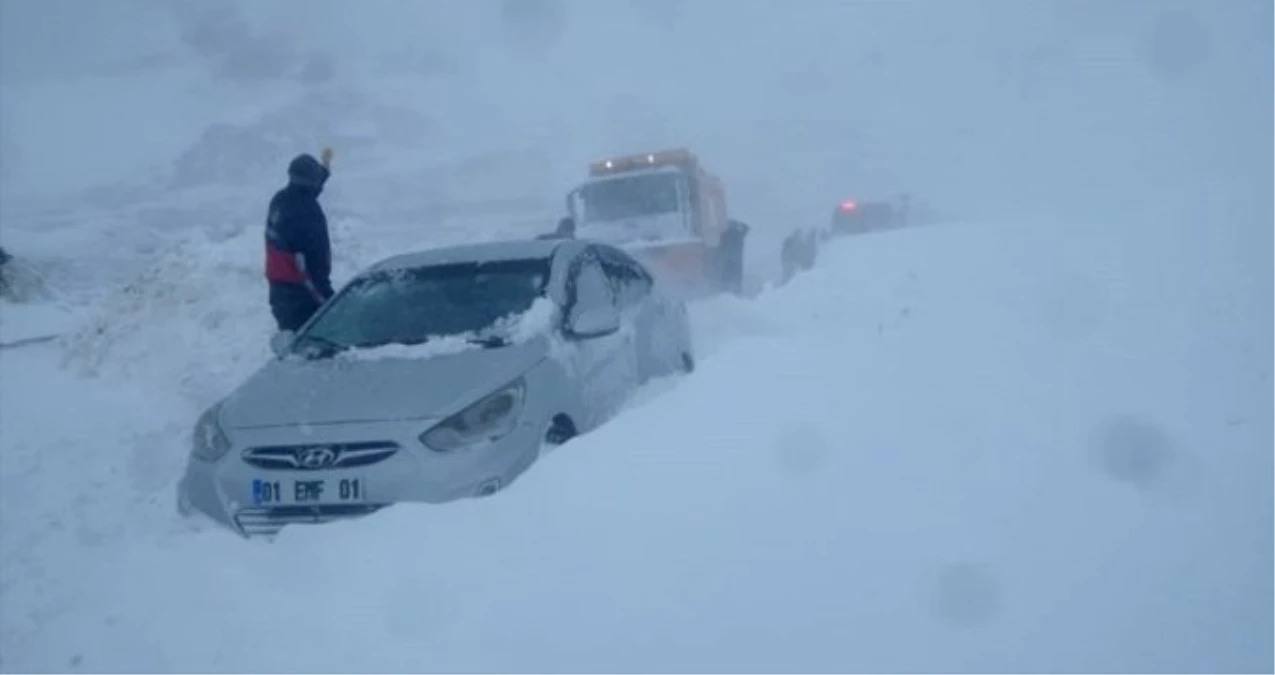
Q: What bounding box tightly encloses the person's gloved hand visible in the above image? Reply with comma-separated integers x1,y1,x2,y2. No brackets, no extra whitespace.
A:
320,147,334,169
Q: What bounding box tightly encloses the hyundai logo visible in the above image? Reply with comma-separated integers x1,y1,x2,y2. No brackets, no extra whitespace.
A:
295,446,337,470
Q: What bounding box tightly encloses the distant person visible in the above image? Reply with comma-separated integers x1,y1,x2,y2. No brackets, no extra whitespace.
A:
536,216,576,240
719,218,750,294
897,192,913,228
265,148,335,332
780,227,817,285
0,246,11,298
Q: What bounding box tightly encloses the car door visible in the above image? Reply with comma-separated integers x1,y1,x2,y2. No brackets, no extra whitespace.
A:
563,248,640,430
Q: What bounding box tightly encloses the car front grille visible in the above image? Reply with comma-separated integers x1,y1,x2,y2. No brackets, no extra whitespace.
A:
241,441,399,471
234,504,389,537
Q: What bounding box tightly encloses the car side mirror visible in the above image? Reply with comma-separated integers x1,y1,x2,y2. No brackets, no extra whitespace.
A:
566,304,620,339
270,331,295,358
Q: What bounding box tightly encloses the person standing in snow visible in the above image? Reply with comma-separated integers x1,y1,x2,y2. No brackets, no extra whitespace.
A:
265,149,336,331
0,246,11,299
719,218,749,295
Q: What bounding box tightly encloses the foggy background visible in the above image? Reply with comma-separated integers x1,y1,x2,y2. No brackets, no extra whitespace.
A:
2,0,1268,231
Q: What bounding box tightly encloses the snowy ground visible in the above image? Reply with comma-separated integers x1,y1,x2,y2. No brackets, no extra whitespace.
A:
1,212,1270,672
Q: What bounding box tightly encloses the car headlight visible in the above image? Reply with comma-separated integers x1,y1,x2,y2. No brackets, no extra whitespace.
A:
191,402,231,462
420,379,526,452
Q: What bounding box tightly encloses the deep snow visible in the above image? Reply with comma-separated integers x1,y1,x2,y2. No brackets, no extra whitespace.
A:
2,218,1271,672
1,0,1271,672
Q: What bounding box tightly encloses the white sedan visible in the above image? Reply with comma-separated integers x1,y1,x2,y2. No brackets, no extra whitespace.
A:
177,237,695,536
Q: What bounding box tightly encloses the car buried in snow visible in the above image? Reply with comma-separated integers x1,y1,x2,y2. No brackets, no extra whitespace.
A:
177,237,695,537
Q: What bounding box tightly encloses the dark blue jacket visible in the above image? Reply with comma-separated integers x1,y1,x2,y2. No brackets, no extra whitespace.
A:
264,166,333,302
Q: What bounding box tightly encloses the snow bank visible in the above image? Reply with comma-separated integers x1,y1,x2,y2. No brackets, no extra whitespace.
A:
3,215,1268,672
57,221,275,405
0,304,74,347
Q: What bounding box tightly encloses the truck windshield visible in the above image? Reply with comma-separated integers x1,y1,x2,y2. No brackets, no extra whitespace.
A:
579,172,681,222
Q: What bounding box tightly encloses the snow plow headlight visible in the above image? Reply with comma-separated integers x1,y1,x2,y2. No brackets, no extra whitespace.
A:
420,379,526,452
191,402,232,462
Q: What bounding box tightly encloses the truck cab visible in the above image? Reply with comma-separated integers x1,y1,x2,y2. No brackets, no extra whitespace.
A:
566,149,741,295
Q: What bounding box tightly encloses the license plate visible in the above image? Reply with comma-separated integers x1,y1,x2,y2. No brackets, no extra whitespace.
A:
250,477,367,506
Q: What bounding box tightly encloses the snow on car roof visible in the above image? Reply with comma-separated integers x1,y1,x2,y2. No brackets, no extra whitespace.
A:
367,237,574,273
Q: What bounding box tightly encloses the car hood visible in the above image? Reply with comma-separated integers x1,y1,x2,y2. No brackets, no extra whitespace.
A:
220,338,549,429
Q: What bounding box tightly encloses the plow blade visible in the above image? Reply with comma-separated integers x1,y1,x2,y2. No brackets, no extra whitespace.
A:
623,239,726,298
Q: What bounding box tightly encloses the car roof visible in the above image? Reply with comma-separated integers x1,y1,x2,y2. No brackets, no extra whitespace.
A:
367,237,576,273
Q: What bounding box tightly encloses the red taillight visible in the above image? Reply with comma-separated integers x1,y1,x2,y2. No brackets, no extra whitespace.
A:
839,200,858,212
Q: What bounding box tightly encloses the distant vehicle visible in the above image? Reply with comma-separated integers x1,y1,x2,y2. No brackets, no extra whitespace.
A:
779,194,927,285
829,196,912,236
566,148,748,296
177,238,695,537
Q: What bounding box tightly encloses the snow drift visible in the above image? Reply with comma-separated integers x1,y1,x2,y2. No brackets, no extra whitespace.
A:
2,215,1269,672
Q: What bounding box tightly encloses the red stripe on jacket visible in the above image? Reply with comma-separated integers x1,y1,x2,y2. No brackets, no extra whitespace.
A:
265,243,307,284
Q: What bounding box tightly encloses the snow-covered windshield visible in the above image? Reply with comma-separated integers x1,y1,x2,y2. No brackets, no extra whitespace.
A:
578,171,682,222
298,258,551,352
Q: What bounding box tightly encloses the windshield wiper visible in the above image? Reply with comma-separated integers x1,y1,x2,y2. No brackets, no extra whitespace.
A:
467,335,510,348
293,333,348,357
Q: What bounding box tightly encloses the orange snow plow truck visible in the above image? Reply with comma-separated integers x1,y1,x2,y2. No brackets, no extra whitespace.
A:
566,148,748,296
